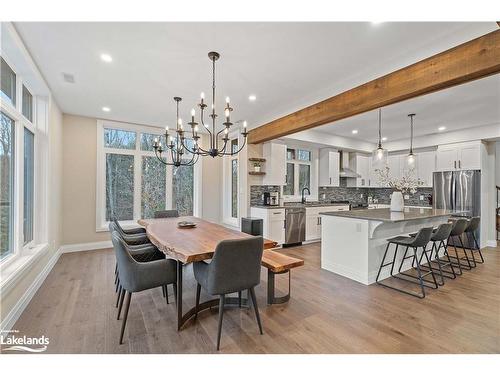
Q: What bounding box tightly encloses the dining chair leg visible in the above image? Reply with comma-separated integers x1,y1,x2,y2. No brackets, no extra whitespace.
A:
119,291,132,345
116,284,122,307
162,285,166,298
195,283,201,320
117,288,126,319
115,275,120,293
238,291,242,308
216,294,225,351
249,287,263,335
165,285,170,304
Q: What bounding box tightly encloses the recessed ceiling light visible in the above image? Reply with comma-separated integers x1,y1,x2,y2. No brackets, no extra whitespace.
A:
100,53,113,63
102,106,111,112
382,137,387,141
248,95,257,101
438,126,446,131
352,130,358,134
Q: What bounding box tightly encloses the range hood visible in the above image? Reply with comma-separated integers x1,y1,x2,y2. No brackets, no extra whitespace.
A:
339,151,361,178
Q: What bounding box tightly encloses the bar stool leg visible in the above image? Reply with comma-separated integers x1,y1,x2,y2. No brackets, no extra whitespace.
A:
421,245,439,288
376,243,391,282
412,247,426,298
390,244,399,276
459,236,475,268
449,236,465,273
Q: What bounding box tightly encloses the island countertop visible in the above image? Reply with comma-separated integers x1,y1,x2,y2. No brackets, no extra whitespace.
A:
319,207,464,223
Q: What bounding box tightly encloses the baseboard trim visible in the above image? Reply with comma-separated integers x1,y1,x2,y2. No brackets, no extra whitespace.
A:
486,240,498,248
0,247,62,334
60,240,112,253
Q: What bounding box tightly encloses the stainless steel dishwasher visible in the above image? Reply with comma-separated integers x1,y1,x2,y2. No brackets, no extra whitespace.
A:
284,207,306,246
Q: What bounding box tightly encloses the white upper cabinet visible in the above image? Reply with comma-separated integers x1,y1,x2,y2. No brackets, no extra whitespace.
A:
417,151,436,187
319,149,340,187
262,142,287,185
436,141,481,171
387,155,401,181
354,155,369,187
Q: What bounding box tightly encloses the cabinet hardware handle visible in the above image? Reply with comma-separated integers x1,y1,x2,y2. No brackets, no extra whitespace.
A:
454,160,457,169
319,217,321,225
458,160,461,169
329,177,331,185
283,220,286,229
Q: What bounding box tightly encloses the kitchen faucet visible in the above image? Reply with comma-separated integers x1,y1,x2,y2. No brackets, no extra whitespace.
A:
301,187,311,204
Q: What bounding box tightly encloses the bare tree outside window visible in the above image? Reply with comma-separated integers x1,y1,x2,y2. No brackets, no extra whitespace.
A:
141,156,167,218
104,128,136,150
106,153,134,221
172,138,194,216
0,112,14,259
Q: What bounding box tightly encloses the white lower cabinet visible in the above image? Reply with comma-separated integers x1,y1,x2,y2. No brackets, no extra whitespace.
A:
306,205,349,241
250,207,285,244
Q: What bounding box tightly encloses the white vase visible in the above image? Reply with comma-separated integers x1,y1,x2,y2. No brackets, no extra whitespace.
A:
390,191,404,212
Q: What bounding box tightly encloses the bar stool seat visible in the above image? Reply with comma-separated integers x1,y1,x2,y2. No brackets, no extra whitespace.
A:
376,227,437,299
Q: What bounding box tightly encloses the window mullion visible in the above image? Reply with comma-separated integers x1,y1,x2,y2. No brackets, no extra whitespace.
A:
133,142,141,221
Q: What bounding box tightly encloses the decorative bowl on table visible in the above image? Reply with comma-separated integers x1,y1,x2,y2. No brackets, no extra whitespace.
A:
177,221,197,229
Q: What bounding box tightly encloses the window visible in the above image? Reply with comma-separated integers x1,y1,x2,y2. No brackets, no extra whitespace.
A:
283,147,313,198
230,139,238,218
23,128,34,244
0,112,15,259
1,57,16,106
299,164,311,192
104,128,136,149
22,86,33,122
97,122,199,228
284,162,295,196
105,153,134,221
172,138,194,216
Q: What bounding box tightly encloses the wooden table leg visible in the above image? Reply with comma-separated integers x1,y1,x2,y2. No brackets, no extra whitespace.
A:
176,260,183,331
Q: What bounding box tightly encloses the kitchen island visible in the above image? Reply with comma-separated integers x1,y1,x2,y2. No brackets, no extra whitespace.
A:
320,207,461,285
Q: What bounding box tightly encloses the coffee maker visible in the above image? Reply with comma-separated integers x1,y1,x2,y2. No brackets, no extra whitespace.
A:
262,191,280,206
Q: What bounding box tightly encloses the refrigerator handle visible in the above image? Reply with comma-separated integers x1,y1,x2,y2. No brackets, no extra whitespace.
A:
454,160,457,169
451,172,456,211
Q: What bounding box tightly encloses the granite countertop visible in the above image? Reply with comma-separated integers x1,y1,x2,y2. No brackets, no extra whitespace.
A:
251,202,350,209
319,207,463,223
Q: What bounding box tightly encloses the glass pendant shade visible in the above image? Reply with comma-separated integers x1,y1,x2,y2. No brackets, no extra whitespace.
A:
372,146,388,169
403,113,417,173
404,152,418,172
371,108,388,169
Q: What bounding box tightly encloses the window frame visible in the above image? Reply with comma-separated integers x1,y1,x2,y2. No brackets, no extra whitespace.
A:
96,120,201,231
222,132,241,228
0,56,40,267
282,146,317,201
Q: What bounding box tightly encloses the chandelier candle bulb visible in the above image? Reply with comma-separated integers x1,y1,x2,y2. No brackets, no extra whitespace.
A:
226,96,230,104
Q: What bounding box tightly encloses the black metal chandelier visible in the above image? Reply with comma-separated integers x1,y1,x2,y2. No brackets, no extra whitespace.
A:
152,97,199,167
178,51,248,158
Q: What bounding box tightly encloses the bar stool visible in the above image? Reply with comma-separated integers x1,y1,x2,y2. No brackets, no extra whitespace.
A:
465,217,483,264
447,218,474,273
376,227,436,298
415,223,456,285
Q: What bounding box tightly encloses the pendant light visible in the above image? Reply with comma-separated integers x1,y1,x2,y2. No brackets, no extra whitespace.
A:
371,108,388,169
404,113,418,172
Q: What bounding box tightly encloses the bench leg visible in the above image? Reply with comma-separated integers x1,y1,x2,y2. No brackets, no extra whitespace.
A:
267,269,291,305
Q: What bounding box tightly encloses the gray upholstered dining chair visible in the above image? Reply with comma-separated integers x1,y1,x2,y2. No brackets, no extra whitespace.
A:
111,233,177,344
109,223,174,306
193,236,264,350
110,220,150,245
154,209,180,218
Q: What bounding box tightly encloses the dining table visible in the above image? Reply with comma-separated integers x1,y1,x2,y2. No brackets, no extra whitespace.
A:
138,216,277,330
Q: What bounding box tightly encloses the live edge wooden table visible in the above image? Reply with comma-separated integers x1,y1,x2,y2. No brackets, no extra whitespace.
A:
138,216,279,330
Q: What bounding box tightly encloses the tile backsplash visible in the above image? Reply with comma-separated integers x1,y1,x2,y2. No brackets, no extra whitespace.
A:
250,184,433,207
250,185,281,205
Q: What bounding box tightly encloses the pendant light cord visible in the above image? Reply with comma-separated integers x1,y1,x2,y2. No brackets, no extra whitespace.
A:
378,108,382,148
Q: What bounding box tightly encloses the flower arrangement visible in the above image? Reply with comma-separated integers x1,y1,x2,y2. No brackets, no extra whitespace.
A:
374,166,422,194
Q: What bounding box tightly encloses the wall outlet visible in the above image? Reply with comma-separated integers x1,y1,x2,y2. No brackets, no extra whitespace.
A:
420,195,424,201
360,193,364,199
404,194,410,200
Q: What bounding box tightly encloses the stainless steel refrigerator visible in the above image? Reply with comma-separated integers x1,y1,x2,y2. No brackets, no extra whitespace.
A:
433,170,481,248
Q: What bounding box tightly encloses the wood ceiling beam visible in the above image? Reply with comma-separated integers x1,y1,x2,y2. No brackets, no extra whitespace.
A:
248,29,500,144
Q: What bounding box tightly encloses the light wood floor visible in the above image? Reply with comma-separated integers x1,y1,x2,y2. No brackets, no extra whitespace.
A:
10,243,500,353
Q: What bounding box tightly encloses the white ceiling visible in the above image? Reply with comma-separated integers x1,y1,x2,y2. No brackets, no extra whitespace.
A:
14,22,499,139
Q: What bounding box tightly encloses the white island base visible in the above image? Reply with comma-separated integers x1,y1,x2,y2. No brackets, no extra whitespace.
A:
320,208,456,285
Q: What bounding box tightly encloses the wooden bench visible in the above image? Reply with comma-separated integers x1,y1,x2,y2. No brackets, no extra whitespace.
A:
261,249,304,305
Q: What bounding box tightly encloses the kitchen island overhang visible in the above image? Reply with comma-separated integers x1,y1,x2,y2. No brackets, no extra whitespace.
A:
319,208,464,285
